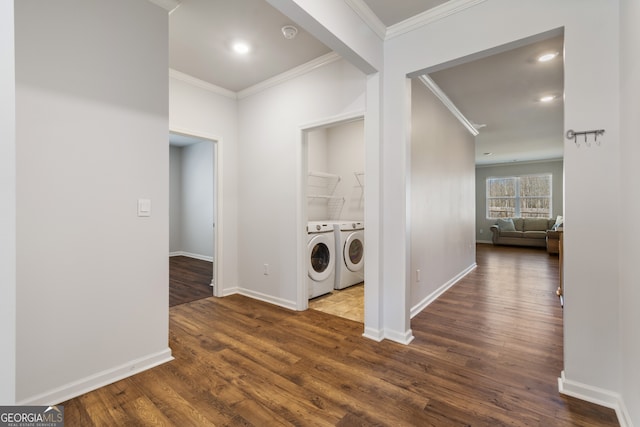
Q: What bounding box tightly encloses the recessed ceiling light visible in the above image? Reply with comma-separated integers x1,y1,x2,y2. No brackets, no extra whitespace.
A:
539,95,556,103
232,41,250,55
538,52,559,62
483,152,493,156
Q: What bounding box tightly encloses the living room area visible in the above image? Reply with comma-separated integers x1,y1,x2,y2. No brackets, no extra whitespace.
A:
476,159,564,249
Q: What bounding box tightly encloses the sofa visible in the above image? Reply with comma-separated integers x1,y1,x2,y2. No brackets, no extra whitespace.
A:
490,217,557,248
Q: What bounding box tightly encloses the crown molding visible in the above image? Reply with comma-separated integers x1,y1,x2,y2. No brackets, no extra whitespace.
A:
475,158,564,168
170,52,342,100
237,52,342,99
147,0,181,14
169,69,237,99
344,0,387,40
418,74,478,136
387,0,488,40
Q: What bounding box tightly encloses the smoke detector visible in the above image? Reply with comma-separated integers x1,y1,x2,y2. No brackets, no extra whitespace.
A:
281,25,298,40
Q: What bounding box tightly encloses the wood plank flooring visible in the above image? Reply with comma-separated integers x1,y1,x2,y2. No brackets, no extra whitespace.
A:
169,256,213,307
62,244,619,426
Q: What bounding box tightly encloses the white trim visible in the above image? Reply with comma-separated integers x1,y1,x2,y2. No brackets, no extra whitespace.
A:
221,286,240,297
383,329,415,345
558,371,630,427
476,157,564,168
299,110,366,132
169,69,237,99
297,111,367,312
410,263,477,318
169,251,213,263
344,0,386,40
237,52,342,99
18,349,173,406
418,75,479,136
171,53,342,101
297,129,309,312
169,127,224,297
475,239,493,245
235,288,298,312
386,0,488,40
362,327,384,342
147,0,181,14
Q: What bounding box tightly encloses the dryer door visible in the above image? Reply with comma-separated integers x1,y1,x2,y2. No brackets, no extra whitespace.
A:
344,230,364,272
308,234,335,281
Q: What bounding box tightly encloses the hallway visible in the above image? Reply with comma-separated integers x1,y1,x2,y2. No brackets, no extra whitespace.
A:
62,244,618,425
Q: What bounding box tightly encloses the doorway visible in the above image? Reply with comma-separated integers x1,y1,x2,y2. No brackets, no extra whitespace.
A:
301,116,366,322
408,30,565,319
169,131,218,306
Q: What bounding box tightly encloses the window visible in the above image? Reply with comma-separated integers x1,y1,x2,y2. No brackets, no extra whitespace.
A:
486,174,552,218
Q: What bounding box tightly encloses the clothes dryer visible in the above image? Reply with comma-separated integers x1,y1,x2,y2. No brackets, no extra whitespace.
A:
307,221,336,299
333,221,364,289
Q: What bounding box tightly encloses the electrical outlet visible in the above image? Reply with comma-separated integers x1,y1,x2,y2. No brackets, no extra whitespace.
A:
479,228,483,234
263,264,269,275
416,269,421,282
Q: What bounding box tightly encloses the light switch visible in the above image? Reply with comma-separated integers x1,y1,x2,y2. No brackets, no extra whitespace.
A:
138,199,151,217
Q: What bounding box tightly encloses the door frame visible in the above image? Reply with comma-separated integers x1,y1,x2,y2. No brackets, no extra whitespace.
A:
297,112,365,311
170,127,223,297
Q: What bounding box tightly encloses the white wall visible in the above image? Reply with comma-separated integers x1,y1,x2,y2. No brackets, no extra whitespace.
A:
14,0,171,403
265,0,385,337
180,141,214,259
169,76,238,293
307,120,365,222
307,128,329,221
620,0,640,423
383,0,622,414
327,120,365,221
0,0,16,405
237,58,366,308
169,145,183,253
410,79,476,312
475,160,564,242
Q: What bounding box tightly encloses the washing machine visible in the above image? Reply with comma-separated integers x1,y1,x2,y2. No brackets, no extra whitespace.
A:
307,221,336,299
333,221,364,289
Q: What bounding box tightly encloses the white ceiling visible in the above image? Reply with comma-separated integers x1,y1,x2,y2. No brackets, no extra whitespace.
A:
429,34,564,165
168,0,564,165
169,0,332,92
361,0,450,26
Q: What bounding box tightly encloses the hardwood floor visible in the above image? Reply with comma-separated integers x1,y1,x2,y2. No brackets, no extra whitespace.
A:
62,245,619,426
169,256,213,307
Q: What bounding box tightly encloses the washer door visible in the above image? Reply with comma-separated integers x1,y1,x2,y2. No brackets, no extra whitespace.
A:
308,234,335,281
344,230,364,272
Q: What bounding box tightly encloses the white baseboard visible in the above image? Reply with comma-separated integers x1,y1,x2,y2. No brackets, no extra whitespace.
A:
362,327,384,342
169,251,213,262
558,371,632,427
476,239,493,244
18,348,173,406
221,286,240,297
234,288,298,311
410,263,477,319
383,328,415,345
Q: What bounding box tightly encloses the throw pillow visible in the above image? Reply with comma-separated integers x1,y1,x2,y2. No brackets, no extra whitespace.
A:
496,218,516,232
554,215,564,229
